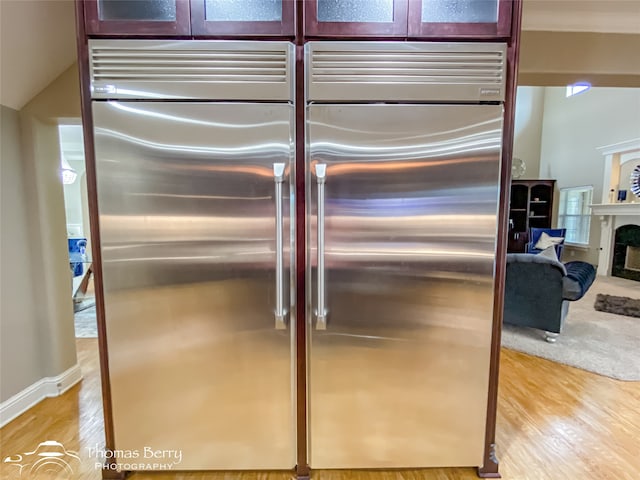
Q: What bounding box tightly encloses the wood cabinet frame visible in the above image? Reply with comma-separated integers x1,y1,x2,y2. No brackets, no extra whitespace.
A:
190,0,295,37
83,0,514,40
408,0,512,38
303,0,408,37
84,0,192,36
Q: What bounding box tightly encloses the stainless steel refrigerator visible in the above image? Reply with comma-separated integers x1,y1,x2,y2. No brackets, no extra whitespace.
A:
89,40,297,470
304,42,506,468
88,38,507,472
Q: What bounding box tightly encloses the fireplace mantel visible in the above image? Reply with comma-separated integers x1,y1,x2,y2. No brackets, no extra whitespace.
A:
591,203,640,216
593,138,640,276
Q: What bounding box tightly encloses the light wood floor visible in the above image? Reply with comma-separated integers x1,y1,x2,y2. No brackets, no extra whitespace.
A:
1,339,639,479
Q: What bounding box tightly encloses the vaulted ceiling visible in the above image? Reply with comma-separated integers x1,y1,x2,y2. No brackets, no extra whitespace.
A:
0,0,76,110
0,0,638,111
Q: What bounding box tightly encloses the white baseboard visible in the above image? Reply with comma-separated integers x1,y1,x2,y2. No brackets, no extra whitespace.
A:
0,364,83,428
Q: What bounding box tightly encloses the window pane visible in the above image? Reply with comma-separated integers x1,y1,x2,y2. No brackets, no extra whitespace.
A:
566,195,581,215
558,186,593,244
318,0,394,23
99,0,176,21
561,216,579,243
422,0,498,23
566,84,591,97
579,216,591,243
581,192,591,214
205,0,282,21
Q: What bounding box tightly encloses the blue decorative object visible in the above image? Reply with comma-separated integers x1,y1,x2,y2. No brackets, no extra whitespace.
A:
617,189,627,202
68,238,87,277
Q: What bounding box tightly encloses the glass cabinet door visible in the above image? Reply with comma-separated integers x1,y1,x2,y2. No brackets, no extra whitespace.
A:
190,0,295,36
305,0,408,37
84,0,191,35
408,0,512,37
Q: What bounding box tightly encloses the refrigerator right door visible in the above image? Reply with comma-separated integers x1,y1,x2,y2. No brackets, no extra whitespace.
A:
307,103,503,468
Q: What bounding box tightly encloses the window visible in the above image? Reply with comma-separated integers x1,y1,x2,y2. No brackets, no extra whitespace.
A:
558,186,593,245
566,83,591,97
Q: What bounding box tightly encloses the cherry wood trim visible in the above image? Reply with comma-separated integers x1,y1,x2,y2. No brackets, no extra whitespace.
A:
84,0,191,36
294,3,309,477
407,0,512,39
304,0,407,37
74,1,120,476
495,0,513,37
478,0,522,477
190,0,295,36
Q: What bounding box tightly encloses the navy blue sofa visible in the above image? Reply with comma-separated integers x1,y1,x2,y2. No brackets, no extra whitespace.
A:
504,253,597,342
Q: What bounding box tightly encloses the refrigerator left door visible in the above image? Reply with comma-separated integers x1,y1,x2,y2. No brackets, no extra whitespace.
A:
92,101,296,470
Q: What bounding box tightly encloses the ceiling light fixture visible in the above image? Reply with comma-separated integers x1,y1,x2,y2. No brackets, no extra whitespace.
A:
60,154,77,185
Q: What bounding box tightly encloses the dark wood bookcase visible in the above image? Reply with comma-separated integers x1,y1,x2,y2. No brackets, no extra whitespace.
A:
508,179,556,253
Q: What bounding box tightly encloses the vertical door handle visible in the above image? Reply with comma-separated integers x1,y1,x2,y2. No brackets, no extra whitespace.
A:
273,163,286,330
315,163,327,330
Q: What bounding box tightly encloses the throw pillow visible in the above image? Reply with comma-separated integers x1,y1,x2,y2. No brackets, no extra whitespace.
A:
537,245,559,263
534,231,564,250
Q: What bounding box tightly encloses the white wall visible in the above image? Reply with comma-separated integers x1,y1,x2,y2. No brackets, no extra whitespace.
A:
19,65,81,381
539,87,640,264
513,87,545,179
0,105,43,402
0,64,81,412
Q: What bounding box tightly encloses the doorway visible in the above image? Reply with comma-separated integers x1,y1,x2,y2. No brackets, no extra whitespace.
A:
59,123,96,338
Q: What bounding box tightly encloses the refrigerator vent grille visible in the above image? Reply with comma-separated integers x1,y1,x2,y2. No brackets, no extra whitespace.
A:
311,51,504,84
91,49,288,82
307,42,507,102
89,40,294,101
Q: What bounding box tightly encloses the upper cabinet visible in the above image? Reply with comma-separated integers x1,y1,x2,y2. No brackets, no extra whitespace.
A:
407,0,512,38
83,0,512,39
84,0,192,36
190,0,295,36
303,0,511,38
304,0,408,37
84,0,295,37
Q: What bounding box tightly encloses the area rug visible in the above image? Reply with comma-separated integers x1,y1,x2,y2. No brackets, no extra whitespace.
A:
74,305,98,338
594,294,640,318
502,276,640,381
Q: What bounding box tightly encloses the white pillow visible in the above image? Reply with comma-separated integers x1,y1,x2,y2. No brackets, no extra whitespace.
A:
537,245,559,263
534,231,564,250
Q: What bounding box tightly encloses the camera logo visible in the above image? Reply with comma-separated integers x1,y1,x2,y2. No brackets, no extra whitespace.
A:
3,440,80,479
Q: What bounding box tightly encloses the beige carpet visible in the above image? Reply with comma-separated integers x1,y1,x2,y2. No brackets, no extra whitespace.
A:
502,275,640,381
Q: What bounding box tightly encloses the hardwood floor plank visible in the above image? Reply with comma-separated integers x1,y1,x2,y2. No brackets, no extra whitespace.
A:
1,340,638,479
